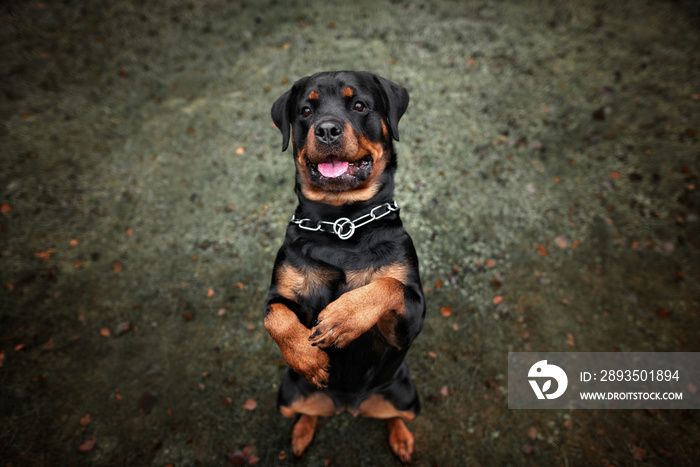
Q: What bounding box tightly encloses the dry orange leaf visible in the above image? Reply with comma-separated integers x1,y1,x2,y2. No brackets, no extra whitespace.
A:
80,413,91,426
485,259,496,268
35,249,55,261
566,333,575,346
493,296,503,305
207,288,214,298
434,280,442,290
69,238,79,246
0,204,12,214
243,399,257,411
537,244,548,256
77,437,96,453
555,236,568,249
100,328,110,338
236,147,245,155
611,171,620,179
112,261,122,273
428,350,437,358
440,307,453,317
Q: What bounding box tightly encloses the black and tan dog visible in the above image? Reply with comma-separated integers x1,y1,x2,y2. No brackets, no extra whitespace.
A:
264,71,425,462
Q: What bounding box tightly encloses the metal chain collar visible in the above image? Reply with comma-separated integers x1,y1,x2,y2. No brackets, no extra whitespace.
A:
290,200,399,240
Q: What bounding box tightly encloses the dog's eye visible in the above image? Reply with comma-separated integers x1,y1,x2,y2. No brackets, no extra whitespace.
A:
353,101,366,112
300,107,312,118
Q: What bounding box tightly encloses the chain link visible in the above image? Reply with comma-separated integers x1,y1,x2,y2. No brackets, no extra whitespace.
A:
290,200,399,240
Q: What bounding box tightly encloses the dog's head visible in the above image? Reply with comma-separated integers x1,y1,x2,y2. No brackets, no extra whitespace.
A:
271,71,409,205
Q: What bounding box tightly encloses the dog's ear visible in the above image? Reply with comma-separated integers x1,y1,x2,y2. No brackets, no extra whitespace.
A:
271,89,292,152
375,75,409,142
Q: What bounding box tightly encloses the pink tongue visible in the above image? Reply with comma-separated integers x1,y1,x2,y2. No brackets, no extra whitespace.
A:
317,157,349,178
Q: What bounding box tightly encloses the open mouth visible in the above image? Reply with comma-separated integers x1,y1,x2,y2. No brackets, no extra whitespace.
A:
307,155,373,182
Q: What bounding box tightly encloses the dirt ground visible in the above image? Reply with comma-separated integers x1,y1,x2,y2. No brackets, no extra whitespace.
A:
1,0,699,465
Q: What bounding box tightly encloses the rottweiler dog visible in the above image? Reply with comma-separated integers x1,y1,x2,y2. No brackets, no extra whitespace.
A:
264,71,425,462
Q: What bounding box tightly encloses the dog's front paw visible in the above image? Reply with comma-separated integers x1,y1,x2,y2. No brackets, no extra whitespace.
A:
308,300,367,349
290,344,330,388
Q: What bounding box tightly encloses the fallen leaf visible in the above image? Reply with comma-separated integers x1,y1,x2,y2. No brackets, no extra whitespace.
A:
434,280,442,290
428,350,437,358
42,337,55,350
243,446,260,465
493,296,503,305
112,261,122,273
77,437,96,453
657,308,670,319
527,426,537,439
243,399,257,411
631,445,646,461
35,249,55,261
80,413,91,426
207,288,214,298
440,385,449,397
485,259,496,268
69,239,79,246
566,333,575,346
440,307,453,317
113,321,131,336
537,244,548,256
1,204,12,214
611,171,620,179
100,328,111,338
228,450,247,467
555,235,568,249
222,396,233,406
236,147,245,155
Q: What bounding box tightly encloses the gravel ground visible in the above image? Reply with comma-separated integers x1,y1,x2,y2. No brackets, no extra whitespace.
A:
1,0,699,465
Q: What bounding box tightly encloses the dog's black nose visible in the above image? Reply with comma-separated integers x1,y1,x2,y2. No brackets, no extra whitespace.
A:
315,121,343,144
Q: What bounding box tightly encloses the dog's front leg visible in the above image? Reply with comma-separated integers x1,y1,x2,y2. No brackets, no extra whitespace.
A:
264,303,330,387
308,277,412,350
